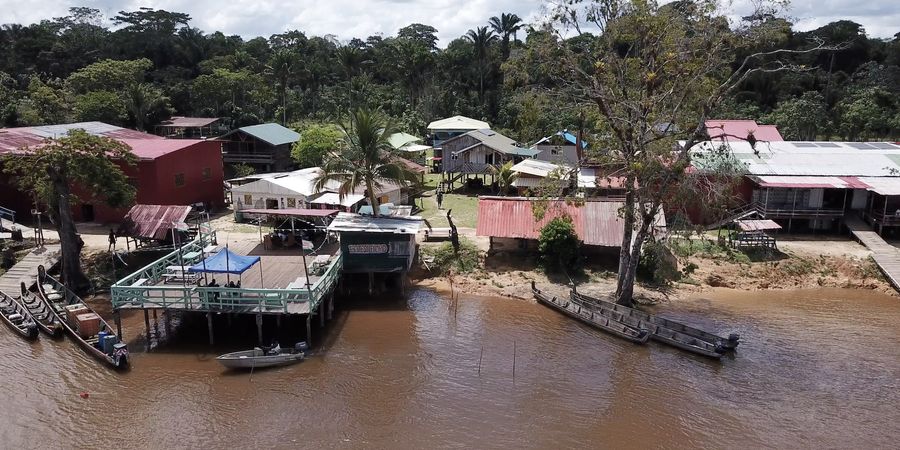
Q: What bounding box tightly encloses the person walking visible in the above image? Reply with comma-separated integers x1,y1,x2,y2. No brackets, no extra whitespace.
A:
107,228,117,251
436,190,444,210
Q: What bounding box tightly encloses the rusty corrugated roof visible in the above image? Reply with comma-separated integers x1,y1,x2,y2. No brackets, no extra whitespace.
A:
118,204,192,241
477,197,631,247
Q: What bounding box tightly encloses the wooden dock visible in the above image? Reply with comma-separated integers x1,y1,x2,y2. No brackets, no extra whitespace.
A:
845,215,900,290
0,245,60,297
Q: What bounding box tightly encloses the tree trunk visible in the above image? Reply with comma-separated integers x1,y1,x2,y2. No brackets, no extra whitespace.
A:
616,207,655,307
615,191,635,299
50,170,90,293
366,177,380,217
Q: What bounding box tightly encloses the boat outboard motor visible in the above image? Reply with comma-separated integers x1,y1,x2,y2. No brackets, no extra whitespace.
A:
295,341,309,353
725,333,741,350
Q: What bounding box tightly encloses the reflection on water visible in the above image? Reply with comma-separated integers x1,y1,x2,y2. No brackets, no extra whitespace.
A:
0,288,898,448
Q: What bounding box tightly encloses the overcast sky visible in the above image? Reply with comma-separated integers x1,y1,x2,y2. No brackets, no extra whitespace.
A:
1,0,897,45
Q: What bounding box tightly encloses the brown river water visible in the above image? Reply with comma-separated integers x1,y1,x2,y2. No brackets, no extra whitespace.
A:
1,287,898,448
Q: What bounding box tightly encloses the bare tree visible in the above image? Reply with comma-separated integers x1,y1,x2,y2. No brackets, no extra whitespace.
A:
540,0,832,306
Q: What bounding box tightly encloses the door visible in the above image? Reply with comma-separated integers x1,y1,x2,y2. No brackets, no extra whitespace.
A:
851,189,867,210
808,189,823,208
80,204,95,222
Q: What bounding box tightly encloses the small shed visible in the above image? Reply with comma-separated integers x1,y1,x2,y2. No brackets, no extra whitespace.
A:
727,219,781,249
155,117,221,139
327,212,422,273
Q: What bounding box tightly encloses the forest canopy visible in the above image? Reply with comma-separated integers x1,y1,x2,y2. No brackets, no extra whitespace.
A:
1,6,899,141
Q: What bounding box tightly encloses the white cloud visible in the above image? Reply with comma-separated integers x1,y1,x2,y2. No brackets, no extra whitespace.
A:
0,0,895,45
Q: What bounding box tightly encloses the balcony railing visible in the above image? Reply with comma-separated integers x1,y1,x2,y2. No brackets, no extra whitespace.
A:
865,210,900,227
751,202,844,218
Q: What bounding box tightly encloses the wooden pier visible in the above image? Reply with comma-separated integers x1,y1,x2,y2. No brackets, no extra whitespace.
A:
0,244,60,296
845,215,900,291
110,234,342,346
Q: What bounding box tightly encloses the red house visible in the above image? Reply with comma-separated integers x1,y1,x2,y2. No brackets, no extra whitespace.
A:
0,121,224,223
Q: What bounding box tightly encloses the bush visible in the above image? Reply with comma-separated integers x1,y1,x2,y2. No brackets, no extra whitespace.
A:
639,241,680,285
421,237,481,275
538,216,581,272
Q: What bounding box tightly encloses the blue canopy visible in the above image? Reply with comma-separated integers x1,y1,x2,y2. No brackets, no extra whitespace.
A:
188,248,260,274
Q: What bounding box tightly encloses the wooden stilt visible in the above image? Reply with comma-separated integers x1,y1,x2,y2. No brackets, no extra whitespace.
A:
319,307,324,327
368,272,374,295
164,310,171,337
327,293,333,320
207,312,214,345
256,313,264,345
114,311,123,339
143,309,151,350
306,315,312,347
276,314,281,328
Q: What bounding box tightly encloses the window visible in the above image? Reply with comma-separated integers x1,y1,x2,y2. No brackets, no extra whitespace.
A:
391,241,410,255
202,168,211,180
243,194,252,205
550,147,561,156
287,198,296,208
450,153,458,160
379,195,389,204
174,173,185,187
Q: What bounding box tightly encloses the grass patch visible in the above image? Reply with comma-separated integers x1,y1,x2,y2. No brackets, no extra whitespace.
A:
668,238,751,264
419,192,479,228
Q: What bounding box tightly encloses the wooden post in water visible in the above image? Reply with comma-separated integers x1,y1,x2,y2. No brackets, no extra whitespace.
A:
143,309,151,350
306,315,312,347
512,340,517,381
256,313,263,345
207,312,215,345
478,345,484,375
114,311,123,340
327,293,333,320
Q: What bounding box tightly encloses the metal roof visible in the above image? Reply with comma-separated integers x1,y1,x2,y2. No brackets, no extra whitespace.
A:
691,140,900,177
0,122,206,160
427,115,490,131
451,129,538,157
240,208,339,217
705,120,784,142
158,117,220,128
532,131,589,148
476,197,664,247
388,132,421,149
308,192,366,207
857,177,900,196
219,123,300,146
751,176,856,189
327,212,422,234
736,219,782,231
118,204,192,241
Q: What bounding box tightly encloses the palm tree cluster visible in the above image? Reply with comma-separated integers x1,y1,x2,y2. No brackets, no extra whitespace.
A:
466,13,523,103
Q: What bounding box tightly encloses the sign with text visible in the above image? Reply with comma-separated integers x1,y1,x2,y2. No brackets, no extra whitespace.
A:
347,243,389,254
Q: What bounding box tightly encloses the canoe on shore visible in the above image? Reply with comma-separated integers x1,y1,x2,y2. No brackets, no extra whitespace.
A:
570,290,740,352
20,282,63,338
217,343,308,370
532,283,650,344
36,266,129,370
0,289,38,340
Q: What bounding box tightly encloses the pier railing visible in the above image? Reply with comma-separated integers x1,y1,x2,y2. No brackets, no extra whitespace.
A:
112,236,342,315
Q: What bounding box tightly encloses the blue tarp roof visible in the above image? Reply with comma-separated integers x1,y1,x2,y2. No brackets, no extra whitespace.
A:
188,248,260,274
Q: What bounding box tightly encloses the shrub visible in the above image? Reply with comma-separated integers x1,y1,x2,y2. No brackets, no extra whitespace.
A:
538,216,581,272
422,237,481,275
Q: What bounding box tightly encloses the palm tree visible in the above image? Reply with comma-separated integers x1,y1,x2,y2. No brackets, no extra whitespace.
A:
493,160,518,195
489,13,523,59
266,49,298,125
124,83,169,131
315,108,420,217
465,26,498,103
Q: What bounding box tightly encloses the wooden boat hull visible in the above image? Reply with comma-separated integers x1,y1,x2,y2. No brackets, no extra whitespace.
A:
36,266,129,370
0,290,39,340
532,284,650,344
20,282,64,338
216,349,306,369
581,300,724,359
571,290,740,351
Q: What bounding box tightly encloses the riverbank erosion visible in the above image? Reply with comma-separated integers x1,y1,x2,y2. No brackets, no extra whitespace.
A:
413,236,897,302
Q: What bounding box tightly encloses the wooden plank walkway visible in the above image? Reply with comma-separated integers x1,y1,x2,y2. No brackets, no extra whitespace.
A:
845,215,900,290
0,245,61,297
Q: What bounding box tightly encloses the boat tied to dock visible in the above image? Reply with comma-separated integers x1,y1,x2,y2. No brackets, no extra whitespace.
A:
19,282,63,338
216,342,308,370
36,266,129,370
0,289,38,340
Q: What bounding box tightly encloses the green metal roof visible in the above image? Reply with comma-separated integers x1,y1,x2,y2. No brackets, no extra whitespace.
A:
229,123,300,146
388,132,421,149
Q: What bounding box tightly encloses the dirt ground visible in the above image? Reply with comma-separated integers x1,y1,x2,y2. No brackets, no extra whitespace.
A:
415,234,898,304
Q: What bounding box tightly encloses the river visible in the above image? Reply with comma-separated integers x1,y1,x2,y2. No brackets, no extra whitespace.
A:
1,287,898,448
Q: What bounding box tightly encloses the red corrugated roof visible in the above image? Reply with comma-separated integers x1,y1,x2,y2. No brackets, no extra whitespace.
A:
476,197,630,247
0,122,196,160
117,138,205,160
705,120,784,142
158,117,220,128
118,204,192,240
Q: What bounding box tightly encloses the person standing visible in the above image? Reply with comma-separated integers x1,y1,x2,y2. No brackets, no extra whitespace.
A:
436,190,444,210
107,228,117,251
